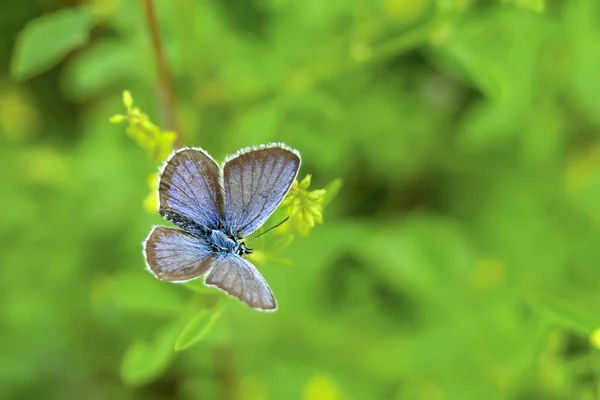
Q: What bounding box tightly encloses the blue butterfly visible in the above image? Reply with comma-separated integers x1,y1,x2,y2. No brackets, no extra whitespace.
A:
143,143,301,311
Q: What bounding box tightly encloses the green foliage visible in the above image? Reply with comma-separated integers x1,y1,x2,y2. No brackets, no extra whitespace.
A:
11,7,97,80
4,0,600,399
505,0,545,12
531,294,600,336
121,324,180,386
174,306,223,351
279,175,332,236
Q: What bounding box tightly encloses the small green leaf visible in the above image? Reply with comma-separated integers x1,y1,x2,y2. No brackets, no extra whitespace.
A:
530,295,599,336
11,8,97,80
61,40,139,101
174,307,223,351
120,324,179,386
322,179,343,207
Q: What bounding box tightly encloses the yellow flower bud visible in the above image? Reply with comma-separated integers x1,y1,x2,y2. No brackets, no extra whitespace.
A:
306,189,326,201
299,174,312,190
109,114,126,124
279,197,292,208
304,211,315,227
289,199,300,217
122,90,133,109
129,107,141,118
309,206,323,223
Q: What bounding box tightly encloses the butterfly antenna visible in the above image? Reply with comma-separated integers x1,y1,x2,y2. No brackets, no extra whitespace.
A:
247,217,290,242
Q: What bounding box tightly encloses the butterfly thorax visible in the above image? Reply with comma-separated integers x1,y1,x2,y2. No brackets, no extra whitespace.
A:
208,229,235,252
207,229,251,256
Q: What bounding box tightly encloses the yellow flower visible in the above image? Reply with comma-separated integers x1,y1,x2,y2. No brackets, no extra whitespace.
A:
280,175,327,237
111,91,177,163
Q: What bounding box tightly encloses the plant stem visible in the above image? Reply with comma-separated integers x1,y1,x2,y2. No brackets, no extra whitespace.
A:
142,0,184,146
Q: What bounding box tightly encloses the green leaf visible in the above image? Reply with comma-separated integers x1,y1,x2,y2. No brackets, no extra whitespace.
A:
322,179,343,207
174,306,223,351
60,40,140,100
120,324,180,386
11,7,97,80
530,295,600,336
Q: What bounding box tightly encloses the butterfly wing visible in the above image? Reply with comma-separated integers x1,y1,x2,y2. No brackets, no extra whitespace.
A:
222,144,301,238
205,254,276,311
158,148,223,230
144,226,215,281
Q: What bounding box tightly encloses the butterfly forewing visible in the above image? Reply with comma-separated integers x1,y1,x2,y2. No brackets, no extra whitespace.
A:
159,148,223,229
144,226,215,281
223,145,301,238
205,254,277,311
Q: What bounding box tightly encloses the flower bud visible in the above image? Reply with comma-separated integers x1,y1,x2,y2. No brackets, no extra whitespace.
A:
122,90,133,109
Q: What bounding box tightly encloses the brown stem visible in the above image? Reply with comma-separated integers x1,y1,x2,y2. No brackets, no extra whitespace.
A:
142,0,184,146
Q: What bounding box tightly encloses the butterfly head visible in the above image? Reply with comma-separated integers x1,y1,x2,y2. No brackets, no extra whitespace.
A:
236,240,252,256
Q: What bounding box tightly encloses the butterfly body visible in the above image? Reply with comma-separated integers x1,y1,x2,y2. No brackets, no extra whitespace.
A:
143,143,301,311
207,227,252,256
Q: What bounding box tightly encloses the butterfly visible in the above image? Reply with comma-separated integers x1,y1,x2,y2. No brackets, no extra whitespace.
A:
142,143,301,311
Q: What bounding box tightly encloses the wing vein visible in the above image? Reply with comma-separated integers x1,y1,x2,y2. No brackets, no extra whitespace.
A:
180,160,211,222
238,160,289,234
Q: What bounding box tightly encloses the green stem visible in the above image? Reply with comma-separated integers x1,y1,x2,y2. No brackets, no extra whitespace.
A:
142,0,184,146
367,17,447,65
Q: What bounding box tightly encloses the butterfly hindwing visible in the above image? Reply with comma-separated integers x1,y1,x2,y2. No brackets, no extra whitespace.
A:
223,144,301,238
144,226,215,282
205,254,277,311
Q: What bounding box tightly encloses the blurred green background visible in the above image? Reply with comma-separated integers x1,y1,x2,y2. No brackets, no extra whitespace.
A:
3,0,600,399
